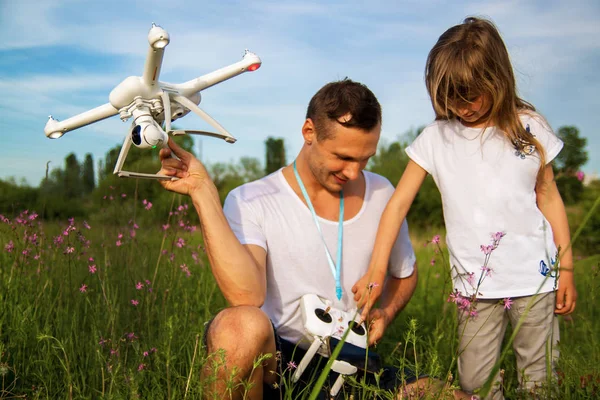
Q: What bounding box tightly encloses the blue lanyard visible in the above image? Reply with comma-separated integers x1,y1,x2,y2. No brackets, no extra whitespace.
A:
293,161,344,300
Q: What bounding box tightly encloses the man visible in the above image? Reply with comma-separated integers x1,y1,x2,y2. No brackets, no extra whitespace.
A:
159,80,428,399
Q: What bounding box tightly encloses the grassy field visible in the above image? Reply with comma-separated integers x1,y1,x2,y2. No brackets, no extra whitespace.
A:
0,194,598,399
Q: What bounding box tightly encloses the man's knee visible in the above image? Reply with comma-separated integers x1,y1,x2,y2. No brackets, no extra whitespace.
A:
205,305,274,356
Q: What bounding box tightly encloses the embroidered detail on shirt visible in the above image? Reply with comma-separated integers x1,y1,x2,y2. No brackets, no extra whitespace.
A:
539,258,557,278
513,124,536,159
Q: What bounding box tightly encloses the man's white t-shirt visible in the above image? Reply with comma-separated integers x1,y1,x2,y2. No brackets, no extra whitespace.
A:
223,169,416,346
406,113,563,299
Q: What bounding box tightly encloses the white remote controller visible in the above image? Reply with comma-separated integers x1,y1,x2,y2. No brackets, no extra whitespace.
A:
292,294,368,384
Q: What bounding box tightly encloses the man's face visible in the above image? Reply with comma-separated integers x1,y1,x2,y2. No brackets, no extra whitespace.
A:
305,117,381,193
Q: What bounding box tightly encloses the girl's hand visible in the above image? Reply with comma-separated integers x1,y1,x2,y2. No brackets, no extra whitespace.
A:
555,269,577,315
352,268,386,322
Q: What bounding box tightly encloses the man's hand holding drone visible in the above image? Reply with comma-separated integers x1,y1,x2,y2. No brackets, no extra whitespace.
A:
158,138,211,196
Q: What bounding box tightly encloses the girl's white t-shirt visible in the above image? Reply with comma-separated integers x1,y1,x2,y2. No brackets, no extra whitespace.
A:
406,113,563,299
223,170,416,346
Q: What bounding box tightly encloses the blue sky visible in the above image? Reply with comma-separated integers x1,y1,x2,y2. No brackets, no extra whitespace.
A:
1,0,599,186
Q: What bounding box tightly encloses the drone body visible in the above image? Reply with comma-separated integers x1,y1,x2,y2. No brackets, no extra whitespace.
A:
45,23,261,180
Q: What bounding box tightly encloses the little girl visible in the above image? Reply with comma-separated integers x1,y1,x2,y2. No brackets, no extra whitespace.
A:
352,17,577,399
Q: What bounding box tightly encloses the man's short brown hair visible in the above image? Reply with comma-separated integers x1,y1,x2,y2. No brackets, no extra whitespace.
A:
306,78,382,140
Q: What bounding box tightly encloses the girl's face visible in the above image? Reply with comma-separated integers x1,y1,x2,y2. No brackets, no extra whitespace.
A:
455,95,492,128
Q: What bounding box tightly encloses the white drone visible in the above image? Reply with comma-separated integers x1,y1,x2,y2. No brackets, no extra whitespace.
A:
44,23,261,180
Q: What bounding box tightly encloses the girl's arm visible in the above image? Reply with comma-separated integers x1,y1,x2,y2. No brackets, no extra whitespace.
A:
536,164,577,315
352,160,427,317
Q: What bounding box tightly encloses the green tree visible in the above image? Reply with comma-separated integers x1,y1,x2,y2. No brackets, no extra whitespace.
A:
64,153,82,198
368,126,444,229
553,126,588,175
265,137,286,174
210,157,263,203
553,126,588,204
82,153,95,194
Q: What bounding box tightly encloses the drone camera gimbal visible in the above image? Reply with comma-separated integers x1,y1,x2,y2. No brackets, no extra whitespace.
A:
45,23,261,180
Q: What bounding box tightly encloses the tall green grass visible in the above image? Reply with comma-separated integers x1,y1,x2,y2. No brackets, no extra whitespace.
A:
0,192,598,399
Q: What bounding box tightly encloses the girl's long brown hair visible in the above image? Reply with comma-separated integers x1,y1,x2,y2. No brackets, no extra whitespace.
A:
425,17,547,182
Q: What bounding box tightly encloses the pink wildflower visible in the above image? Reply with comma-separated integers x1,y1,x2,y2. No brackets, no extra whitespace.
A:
117,233,123,240
447,291,461,303
142,199,153,210
121,193,127,198
467,272,476,286
131,299,139,306
89,265,97,274
469,309,478,318
65,246,75,254
458,297,471,310
430,258,436,266
83,221,91,230
480,245,494,255
180,264,191,277
130,229,136,238
143,351,149,357
162,224,170,231
79,284,88,293
480,266,492,277
491,231,505,242
116,240,122,247
503,298,513,310
151,347,157,353
136,281,144,290
287,361,297,370
176,238,185,248
576,171,585,182
431,234,440,244
4,240,14,252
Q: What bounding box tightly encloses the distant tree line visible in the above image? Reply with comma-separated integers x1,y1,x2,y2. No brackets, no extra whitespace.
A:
0,126,596,254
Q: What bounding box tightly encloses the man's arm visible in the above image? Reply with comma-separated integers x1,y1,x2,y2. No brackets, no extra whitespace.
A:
160,138,267,307
366,262,418,345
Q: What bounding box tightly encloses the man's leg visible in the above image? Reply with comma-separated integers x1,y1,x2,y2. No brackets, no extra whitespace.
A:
202,306,278,400
457,299,508,400
508,292,558,394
